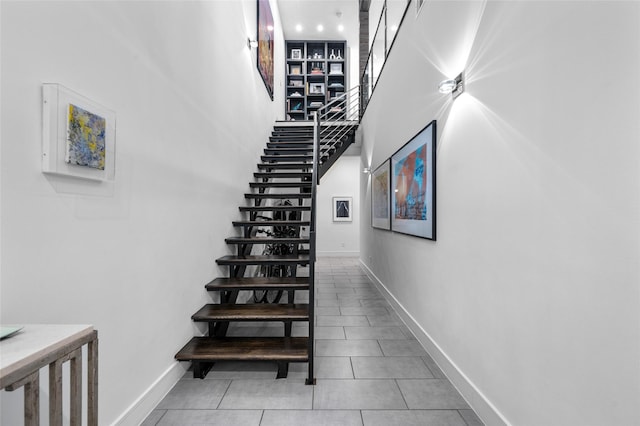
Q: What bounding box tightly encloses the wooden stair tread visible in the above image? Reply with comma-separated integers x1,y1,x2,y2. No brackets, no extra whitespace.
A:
225,237,310,244
264,148,313,154
232,220,310,227
254,172,312,178
216,254,310,265
267,143,313,149
239,205,310,212
205,276,310,291
192,304,309,322
244,193,311,199
257,163,313,169
249,182,311,188
261,155,313,162
175,337,309,362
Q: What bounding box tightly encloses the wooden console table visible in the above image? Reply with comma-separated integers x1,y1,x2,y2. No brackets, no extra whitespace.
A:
0,324,98,426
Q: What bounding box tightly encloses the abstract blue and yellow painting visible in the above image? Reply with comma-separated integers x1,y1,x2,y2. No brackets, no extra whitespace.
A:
66,104,106,170
394,145,426,221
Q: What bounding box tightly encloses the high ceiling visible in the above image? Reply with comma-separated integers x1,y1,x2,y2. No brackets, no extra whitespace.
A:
277,0,359,46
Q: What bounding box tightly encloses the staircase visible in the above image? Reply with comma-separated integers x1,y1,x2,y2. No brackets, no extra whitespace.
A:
175,89,359,383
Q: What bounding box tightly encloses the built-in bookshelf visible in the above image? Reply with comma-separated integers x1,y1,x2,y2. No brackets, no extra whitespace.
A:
285,40,347,121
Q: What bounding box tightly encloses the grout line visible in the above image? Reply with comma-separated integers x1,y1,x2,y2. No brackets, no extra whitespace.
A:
215,379,233,410
153,409,167,426
394,378,410,410
458,409,471,426
349,356,355,379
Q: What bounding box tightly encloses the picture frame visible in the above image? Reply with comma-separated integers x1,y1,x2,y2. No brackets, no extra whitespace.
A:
309,83,325,95
329,63,343,74
391,120,436,240
257,0,274,100
291,48,302,59
289,64,302,75
42,83,116,181
371,159,391,230
333,197,353,222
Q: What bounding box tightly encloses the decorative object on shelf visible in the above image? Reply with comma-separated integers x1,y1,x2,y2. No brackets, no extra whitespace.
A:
291,48,302,59
391,120,436,240
42,84,116,181
289,64,302,75
336,50,342,60
329,49,336,59
290,79,303,87
333,197,353,222
290,91,303,97
257,0,274,100
309,83,325,95
310,62,324,74
372,159,391,230
329,63,343,74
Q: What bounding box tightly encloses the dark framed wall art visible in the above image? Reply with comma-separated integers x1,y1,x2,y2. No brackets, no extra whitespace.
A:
257,0,274,100
391,120,436,240
333,197,353,222
371,159,391,230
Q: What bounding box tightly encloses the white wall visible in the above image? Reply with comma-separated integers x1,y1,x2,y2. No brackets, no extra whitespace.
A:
317,155,360,256
360,1,640,425
0,1,284,424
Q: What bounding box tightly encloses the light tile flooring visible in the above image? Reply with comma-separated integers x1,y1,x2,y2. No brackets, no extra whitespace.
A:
142,257,484,426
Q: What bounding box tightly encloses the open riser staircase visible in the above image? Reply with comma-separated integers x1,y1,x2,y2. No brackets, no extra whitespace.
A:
175,89,359,384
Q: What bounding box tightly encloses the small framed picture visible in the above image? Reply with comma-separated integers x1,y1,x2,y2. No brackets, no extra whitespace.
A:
309,83,325,95
329,63,343,74
289,64,302,75
333,197,353,222
291,49,302,59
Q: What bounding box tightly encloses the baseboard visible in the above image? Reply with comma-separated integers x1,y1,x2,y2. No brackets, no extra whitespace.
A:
317,250,360,257
111,361,187,426
359,260,511,426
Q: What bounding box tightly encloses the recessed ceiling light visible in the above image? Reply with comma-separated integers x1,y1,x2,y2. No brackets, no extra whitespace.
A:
317,24,324,32
338,24,344,32
295,24,303,32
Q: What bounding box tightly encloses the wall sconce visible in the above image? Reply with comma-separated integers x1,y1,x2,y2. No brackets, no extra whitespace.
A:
363,167,371,174
438,72,465,99
247,38,258,49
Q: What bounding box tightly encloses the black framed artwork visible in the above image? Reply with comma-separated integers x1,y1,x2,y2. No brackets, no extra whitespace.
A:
371,159,391,230
390,120,436,240
257,0,274,100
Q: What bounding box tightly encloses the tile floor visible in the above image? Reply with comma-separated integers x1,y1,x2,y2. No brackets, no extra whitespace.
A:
142,257,484,426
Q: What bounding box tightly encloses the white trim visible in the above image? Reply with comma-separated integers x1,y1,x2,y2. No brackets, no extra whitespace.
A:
111,361,187,426
317,250,360,257
359,259,512,426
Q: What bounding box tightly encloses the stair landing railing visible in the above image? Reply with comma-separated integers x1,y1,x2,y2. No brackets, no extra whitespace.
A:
316,85,360,165
307,85,360,384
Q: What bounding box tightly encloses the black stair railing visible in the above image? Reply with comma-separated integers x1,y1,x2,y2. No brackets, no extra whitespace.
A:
306,86,360,384
307,114,319,385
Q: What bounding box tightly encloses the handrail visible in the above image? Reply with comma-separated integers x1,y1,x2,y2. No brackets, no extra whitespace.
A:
306,85,359,384
306,111,319,385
